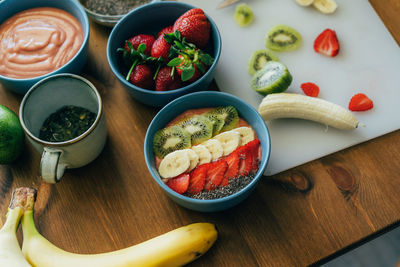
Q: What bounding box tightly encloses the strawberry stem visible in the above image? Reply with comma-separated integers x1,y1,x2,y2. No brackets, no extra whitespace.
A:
153,63,162,80
126,58,139,81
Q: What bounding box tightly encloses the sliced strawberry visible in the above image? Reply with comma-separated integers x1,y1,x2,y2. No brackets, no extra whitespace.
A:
257,144,262,163
166,173,190,194
246,139,261,172
237,145,253,176
187,164,208,194
204,160,228,191
314,29,340,57
221,151,240,186
349,93,373,111
301,82,320,97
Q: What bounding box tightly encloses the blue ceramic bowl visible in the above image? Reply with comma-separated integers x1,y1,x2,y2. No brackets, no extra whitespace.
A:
0,0,89,94
107,2,222,107
144,91,271,212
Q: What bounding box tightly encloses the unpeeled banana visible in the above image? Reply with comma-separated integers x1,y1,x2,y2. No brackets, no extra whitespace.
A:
16,187,218,267
258,93,359,130
0,188,33,267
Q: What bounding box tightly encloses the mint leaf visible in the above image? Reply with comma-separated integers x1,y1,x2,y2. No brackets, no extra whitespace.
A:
181,65,195,82
168,57,183,67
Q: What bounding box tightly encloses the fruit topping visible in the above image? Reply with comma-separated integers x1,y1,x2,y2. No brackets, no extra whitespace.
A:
158,150,191,179
177,115,214,145
266,24,302,52
173,8,210,49
181,148,199,172
204,106,239,132
237,145,254,177
248,49,279,76
233,127,255,145
213,130,241,156
221,151,240,186
203,113,225,136
348,93,373,111
300,82,320,97
153,125,191,158
191,145,212,165
314,29,340,57
204,160,228,191
234,3,254,27
155,66,182,91
251,61,292,96
187,164,208,194
166,173,190,194
202,139,224,161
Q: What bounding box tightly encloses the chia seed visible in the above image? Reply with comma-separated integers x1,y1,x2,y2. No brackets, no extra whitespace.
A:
185,174,256,200
81,0,152,16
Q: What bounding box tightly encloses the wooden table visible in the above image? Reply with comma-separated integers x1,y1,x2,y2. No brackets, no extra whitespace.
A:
1,0,399,266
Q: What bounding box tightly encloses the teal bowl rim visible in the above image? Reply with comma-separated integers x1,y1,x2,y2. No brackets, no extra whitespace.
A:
0,0,90,83
144,91,271,206
106,1,222,96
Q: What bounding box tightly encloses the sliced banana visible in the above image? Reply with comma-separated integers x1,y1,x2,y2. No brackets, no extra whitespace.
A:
312,0,337,14
158,150,190,179
181,149,199,171
192,145,212,165
295,0,314,6
213,131,241,156
202,139,224,161
232,127,255,145
258,93,359,130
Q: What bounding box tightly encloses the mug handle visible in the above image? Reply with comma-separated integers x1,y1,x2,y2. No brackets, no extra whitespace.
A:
40,148,66,183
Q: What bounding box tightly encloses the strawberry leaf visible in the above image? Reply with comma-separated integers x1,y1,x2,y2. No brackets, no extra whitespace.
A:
168,57,183,67
137,43,146,54
126,40,134,50
195,62,206,74
181,65,195,82
200,54,214,66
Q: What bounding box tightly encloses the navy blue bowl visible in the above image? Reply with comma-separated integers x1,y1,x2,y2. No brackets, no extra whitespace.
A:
0,0,90,94
144,91,271,212
107,1,222,107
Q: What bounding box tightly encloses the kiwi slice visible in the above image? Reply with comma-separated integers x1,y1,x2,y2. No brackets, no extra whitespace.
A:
177,115,213,145
251,61,292,96
248,49,279,75
204,113,225,136
153,125,191,158
205,106,239,132
234,3,254,27
266,24,302,52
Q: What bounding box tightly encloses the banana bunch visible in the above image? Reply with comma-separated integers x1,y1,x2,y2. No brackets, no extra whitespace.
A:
158,127,255,178
0,187,218,267
295,0,338,14
258,93,359,130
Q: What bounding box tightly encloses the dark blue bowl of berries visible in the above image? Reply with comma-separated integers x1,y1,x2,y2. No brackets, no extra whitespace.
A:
107,2,222,107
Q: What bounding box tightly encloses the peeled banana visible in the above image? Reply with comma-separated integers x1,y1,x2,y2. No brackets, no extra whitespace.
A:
213,131,241,156
202,139,224,161
258,93,359,130
312,0,337,14
158,149,191,178
295,0,314,6
233,127,255,145
192,145,212,165
19,187,217,267
0,188,34,267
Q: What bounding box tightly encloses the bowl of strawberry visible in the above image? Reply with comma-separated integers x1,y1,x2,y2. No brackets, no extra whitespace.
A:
107,2,221,107
144,91,271,212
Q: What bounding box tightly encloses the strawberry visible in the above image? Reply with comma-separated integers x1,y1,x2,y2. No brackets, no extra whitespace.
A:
151,35,171,62
157,25,174,38
175,54,204,83
128,64,153,90
173,8,211,48
187,164,208,194
301,82,320,97
166,173,190,194
349,93,373,111
314,29,340,57
155,66,183,91
124,34,155,56
246,139,261,172
237,145,253,176
204,160,228,191
221,151,240,186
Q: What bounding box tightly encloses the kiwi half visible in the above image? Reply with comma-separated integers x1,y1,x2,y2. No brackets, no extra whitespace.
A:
234,3,254,27
177,115,213,145
205,106,239,132
248,49,279,75
153,125,191,158
266,24,302,52
251,61,292,96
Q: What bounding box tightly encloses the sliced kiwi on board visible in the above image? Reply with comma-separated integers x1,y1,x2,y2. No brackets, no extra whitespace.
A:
177,115,213,145
265,24,302,52
234,3,254,27
153,125,191,158
203,113,225,136
248,49,279,75
204,106,239,132
251,61,292,96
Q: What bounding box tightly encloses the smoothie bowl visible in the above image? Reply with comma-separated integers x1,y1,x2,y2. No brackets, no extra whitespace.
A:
0,0,89,94
144,91,271,212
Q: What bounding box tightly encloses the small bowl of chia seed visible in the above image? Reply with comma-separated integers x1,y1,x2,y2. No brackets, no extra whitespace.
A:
78,0,158,27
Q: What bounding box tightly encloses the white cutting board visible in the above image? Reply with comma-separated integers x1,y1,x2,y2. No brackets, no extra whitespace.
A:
180,0,400,175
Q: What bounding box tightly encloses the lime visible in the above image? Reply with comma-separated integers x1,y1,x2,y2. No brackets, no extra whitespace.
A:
0,105,24,164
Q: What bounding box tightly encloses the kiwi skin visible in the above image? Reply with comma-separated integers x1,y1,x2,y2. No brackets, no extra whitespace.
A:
248,49,279,76
234,3,254,27
177,115,214,145
266,24,302,52
251,61,292,96
153,125,191,158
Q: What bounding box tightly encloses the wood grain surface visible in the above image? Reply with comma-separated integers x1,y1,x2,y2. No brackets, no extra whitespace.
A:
1,0,399,266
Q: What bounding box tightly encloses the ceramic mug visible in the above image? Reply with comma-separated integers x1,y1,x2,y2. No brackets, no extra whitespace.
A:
19,74,107,183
